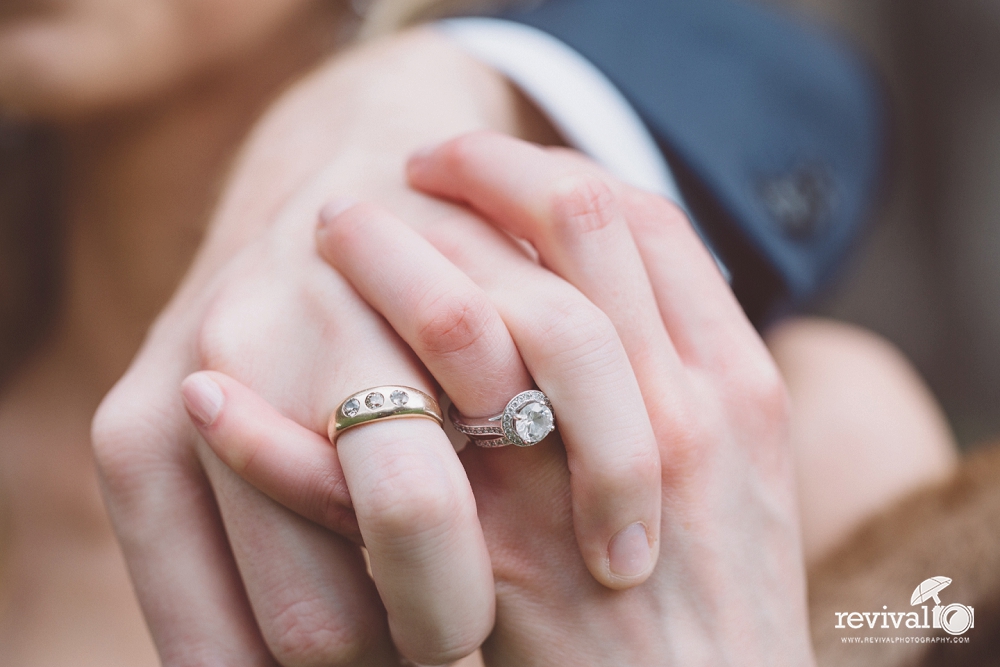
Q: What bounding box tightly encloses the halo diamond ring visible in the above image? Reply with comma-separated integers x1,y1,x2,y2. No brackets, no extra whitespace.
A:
449,390,555,448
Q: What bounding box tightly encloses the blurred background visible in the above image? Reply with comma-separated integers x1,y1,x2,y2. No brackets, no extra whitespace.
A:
767,0,1000,448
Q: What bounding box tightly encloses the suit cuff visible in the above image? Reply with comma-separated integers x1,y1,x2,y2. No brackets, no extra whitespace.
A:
438,17,683,205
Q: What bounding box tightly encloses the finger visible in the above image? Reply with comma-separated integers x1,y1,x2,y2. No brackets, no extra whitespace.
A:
335,419,494,665
538,144,741,347
485,268,662,589
410,136,684,589
197,255,495,666
411,131,764,369
173,274,402,667
316,201,530,419
92,354,281,666
407,131,680,387
182,369,495,664
181,371,361,543
619,186,770,369
318,202,660,590
196,446,397,667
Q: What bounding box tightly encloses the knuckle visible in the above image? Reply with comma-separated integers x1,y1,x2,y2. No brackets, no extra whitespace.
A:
358,451,461,541
727,355,791,431
620,443,662,486
405,637,485,667
658,401,703,460
754,361,792,426
306,467,355,529
624,189,688,231
441,131,493,173
644,380,711,481
587,441,661,499
195,300,241,373
413,286,494,359
535,300,621,365
91,379,178,502
324,202,383,247
91,387,133,468
160,647,249,667
395,606,491,666
194,289,270,375
195,268,337,378
91,407,138,496
549,172,619,237
266,597,375,667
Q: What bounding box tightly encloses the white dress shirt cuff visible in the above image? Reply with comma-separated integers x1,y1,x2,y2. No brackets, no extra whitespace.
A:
438,17,683,205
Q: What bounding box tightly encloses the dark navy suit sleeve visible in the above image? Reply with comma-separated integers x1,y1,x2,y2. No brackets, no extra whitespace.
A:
487,0,887,325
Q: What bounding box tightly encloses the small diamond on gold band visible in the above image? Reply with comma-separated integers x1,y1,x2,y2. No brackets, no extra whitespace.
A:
329,386,443,443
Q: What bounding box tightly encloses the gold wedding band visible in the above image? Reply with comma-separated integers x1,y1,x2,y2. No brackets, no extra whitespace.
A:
328,386,443,443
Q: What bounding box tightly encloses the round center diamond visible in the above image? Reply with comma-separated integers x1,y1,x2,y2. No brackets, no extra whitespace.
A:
514,402,554,444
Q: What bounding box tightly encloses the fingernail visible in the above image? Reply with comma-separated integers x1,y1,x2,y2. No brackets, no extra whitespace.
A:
317,198,358,229
407,144,440,179
608,522,651,578
410,142,439,163
181,374,224,427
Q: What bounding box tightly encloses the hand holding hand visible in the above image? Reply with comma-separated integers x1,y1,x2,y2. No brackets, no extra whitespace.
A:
91,27,662,666
199,131,816,665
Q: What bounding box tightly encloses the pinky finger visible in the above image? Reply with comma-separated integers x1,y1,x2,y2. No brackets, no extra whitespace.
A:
181,371,361,542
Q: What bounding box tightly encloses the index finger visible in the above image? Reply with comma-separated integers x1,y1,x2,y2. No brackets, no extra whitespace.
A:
408,131,757,370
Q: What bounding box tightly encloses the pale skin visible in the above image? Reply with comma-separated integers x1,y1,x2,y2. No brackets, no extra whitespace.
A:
0,0,958,664
186,132,813,664
183,132,960,665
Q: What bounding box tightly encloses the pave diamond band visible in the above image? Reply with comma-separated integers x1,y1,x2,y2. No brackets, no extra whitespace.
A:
329,386,442,443
450,390,555,448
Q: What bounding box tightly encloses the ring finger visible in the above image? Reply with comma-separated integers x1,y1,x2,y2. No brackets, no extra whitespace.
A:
318,202,661,589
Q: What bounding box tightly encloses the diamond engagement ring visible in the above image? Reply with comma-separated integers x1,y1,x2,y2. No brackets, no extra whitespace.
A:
329,386,443,443
449,390,555,448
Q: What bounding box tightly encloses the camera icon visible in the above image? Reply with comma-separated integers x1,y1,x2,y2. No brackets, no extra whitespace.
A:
934,603,975,636
912,577,975,636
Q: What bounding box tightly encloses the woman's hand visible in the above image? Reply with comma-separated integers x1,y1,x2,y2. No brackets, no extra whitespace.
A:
196,132,816,665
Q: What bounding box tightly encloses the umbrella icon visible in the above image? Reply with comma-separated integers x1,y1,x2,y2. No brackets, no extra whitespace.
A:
911,576,952,606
